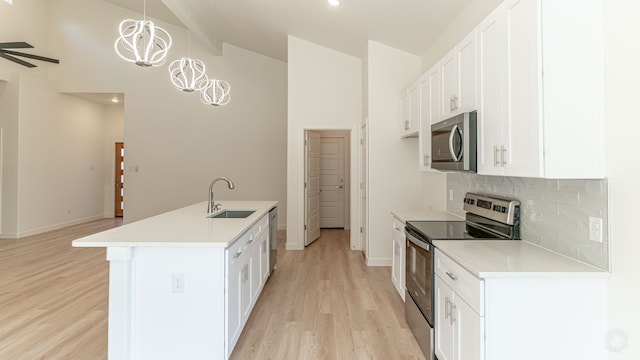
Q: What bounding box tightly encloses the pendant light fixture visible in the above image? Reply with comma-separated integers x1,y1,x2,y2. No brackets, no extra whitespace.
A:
200,78,230,106
168,1,209,92
114,0,172,67
168,57,209,92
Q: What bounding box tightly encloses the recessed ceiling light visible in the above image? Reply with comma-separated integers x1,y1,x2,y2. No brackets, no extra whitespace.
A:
328,0,340,6
111,96,119,103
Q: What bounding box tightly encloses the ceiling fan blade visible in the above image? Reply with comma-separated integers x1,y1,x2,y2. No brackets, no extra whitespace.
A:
2,50,59,64
0,51,36,68
0,42,33,49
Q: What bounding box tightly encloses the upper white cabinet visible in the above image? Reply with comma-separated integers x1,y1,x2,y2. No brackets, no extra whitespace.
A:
400,82,420,137
440,30,478,120
418,62,441,171
477,0,605,178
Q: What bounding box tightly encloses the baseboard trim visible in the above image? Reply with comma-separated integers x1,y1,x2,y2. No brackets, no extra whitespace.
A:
9,215,106,239
365,257,392,267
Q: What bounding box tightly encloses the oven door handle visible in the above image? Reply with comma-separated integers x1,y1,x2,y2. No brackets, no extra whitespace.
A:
406,230,431,251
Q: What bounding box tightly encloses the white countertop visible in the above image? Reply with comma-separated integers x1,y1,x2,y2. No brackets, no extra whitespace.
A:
433,240,609,279
391,209,464,223
72,200,277,248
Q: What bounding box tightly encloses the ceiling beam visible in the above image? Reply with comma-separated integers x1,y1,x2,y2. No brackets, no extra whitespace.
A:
160,0,223,56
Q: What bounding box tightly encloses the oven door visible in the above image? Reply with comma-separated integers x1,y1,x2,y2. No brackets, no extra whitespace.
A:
405,227,433,325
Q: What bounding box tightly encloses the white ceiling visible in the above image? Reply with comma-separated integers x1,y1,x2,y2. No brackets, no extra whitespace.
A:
102,0,472,62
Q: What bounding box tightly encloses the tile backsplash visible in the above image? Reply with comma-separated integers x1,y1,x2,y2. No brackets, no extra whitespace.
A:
447,173,609,270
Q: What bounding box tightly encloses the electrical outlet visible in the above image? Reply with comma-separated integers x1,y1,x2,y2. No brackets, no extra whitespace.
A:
172,273,185,293
589,217,603,243
449,189,454,201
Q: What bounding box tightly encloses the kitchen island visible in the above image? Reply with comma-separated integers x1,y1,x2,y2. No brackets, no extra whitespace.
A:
73,200,277,360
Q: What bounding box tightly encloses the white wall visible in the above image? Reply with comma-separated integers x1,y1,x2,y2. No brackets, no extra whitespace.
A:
605,0,640,357
14,74,107,236
43,0,286,226
287,36,361,250
366,41,421,266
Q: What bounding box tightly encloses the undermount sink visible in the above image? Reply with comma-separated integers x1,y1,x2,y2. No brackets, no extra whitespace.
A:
208,210,255,219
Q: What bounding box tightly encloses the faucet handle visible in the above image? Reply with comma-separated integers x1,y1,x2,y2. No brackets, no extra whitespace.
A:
213,204,222,211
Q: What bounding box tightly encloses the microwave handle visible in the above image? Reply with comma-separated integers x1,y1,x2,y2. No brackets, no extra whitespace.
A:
449,125,463,161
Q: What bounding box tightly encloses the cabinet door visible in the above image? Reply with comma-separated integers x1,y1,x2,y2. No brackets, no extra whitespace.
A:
240,258,252,323
455,297,483,360
477,3,506,176
419,64,441,171
440,49,458,119
457,29,477,113
226,250,243,355
250,234,262,301
390,217,405,299
503,0,542,177
435,277,456,360
260,232,270,283
400,91,410,135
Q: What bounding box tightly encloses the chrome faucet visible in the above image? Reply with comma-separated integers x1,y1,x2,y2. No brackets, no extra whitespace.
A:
207,177,235,213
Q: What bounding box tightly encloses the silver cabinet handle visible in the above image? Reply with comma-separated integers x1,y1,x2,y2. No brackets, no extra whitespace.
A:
233,250,242,259
452,95,458,110
446,271,458,281
494,145,500,167
501,146,507,166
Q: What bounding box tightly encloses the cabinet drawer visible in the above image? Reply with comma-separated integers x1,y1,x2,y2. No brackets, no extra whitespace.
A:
227,231,250,265
392,216,405,238
253,215,269,237
435,249,484,315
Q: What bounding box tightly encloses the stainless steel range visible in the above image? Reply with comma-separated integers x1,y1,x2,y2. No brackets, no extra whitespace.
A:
404,192,520,359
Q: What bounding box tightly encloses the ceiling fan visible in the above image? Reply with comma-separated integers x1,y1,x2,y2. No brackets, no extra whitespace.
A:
0,42,60,68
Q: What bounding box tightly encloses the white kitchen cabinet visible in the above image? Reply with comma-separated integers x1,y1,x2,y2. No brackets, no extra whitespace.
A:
400,82,420,138
435,277,483,360
390,215,405,300
225,213,270,359
433,248,607,360
440,29,477,120
477,0,605,178
418,63,441,171
225,232,244,355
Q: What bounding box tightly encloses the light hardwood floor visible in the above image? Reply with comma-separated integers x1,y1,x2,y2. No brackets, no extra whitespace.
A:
0,218,122,360
0,221,424,359
230,229,425,360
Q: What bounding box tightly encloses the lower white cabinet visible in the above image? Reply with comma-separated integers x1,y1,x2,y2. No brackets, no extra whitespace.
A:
391,215,405,300
434,248,607,360
225,214,270,359
435,276,483,360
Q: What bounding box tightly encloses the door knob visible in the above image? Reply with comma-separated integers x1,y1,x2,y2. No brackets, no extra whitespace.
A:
336,185,344,189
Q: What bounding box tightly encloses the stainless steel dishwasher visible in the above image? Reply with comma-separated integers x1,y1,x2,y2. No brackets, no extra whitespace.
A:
269,207,277,274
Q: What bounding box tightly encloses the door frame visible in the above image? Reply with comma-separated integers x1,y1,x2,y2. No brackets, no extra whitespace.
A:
287,123,360,251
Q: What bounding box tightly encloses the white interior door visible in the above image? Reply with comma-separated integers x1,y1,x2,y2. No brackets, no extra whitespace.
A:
304,131,321,246
319,137,345,228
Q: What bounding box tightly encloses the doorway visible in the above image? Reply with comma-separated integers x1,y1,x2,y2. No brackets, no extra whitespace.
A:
304,130,351,246
115,142,124,217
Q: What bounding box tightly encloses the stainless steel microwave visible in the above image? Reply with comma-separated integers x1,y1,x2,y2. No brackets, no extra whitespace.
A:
431,111,477,172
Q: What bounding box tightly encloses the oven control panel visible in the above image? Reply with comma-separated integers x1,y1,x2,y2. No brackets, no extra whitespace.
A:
463,193,520,225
